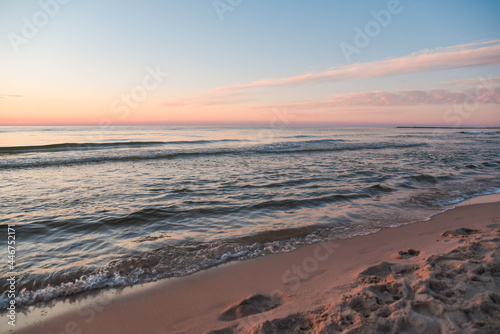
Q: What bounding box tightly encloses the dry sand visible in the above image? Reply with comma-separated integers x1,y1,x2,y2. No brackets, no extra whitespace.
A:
10,199,500,334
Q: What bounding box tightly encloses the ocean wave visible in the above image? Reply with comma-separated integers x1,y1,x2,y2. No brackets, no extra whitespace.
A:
459,131,499,135
0,223,372,311
408,174,455,184
366,184,395,193
247,193,368,210
460,131,483,134
277,135,321,139
0,141,166,154
0,142,429,169
407,180,500,208
0,139,249,155
23,193,369,233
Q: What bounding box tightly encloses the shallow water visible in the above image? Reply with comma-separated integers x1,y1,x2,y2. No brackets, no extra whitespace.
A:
1,126,499,309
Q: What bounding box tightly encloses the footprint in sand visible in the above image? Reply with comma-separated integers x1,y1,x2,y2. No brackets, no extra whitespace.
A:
391,248,420,260
218,294,282,321
440,228,481,238
357,261,416,284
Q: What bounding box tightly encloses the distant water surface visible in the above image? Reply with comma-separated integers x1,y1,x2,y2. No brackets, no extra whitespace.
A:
1,126,499,309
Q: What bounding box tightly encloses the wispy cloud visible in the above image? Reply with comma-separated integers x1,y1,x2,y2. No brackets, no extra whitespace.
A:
163,40,500,109
254,87,500,111
440,75,500,87
0,94,21,99
213,40,500,92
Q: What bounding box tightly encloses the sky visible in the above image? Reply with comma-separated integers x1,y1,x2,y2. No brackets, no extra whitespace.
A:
1,0,500,126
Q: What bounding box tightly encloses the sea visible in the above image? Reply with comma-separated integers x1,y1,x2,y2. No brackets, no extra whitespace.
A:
1,126,499,310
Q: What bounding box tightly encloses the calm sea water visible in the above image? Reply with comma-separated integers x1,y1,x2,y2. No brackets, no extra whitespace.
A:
1,126,499,310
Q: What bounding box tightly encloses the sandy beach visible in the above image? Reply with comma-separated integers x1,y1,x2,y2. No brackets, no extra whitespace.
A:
3,1,500,333
8,196,499,334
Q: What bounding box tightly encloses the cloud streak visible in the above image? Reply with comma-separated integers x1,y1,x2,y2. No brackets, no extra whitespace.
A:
254,87,500,110
162,40,500,110
213,40,500,92
440,75,500,87
0,94,21,99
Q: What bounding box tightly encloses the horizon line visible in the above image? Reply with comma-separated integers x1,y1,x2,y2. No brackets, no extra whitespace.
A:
1,123,499,128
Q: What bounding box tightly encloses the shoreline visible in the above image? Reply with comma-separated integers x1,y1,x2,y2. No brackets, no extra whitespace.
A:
7,196,500,333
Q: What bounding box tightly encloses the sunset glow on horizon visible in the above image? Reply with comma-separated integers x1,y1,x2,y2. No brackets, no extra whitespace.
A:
1,0,500,127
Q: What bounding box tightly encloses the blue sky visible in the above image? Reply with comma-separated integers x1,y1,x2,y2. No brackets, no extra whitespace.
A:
1,0,500,125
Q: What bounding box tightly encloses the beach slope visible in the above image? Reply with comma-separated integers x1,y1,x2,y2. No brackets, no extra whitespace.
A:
14,201,500,334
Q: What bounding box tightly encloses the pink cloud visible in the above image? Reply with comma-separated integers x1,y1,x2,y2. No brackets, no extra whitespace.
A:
430,39,500,52
254,87,500,110
213,40,500,92
163,40,500,110
440,75,500,87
